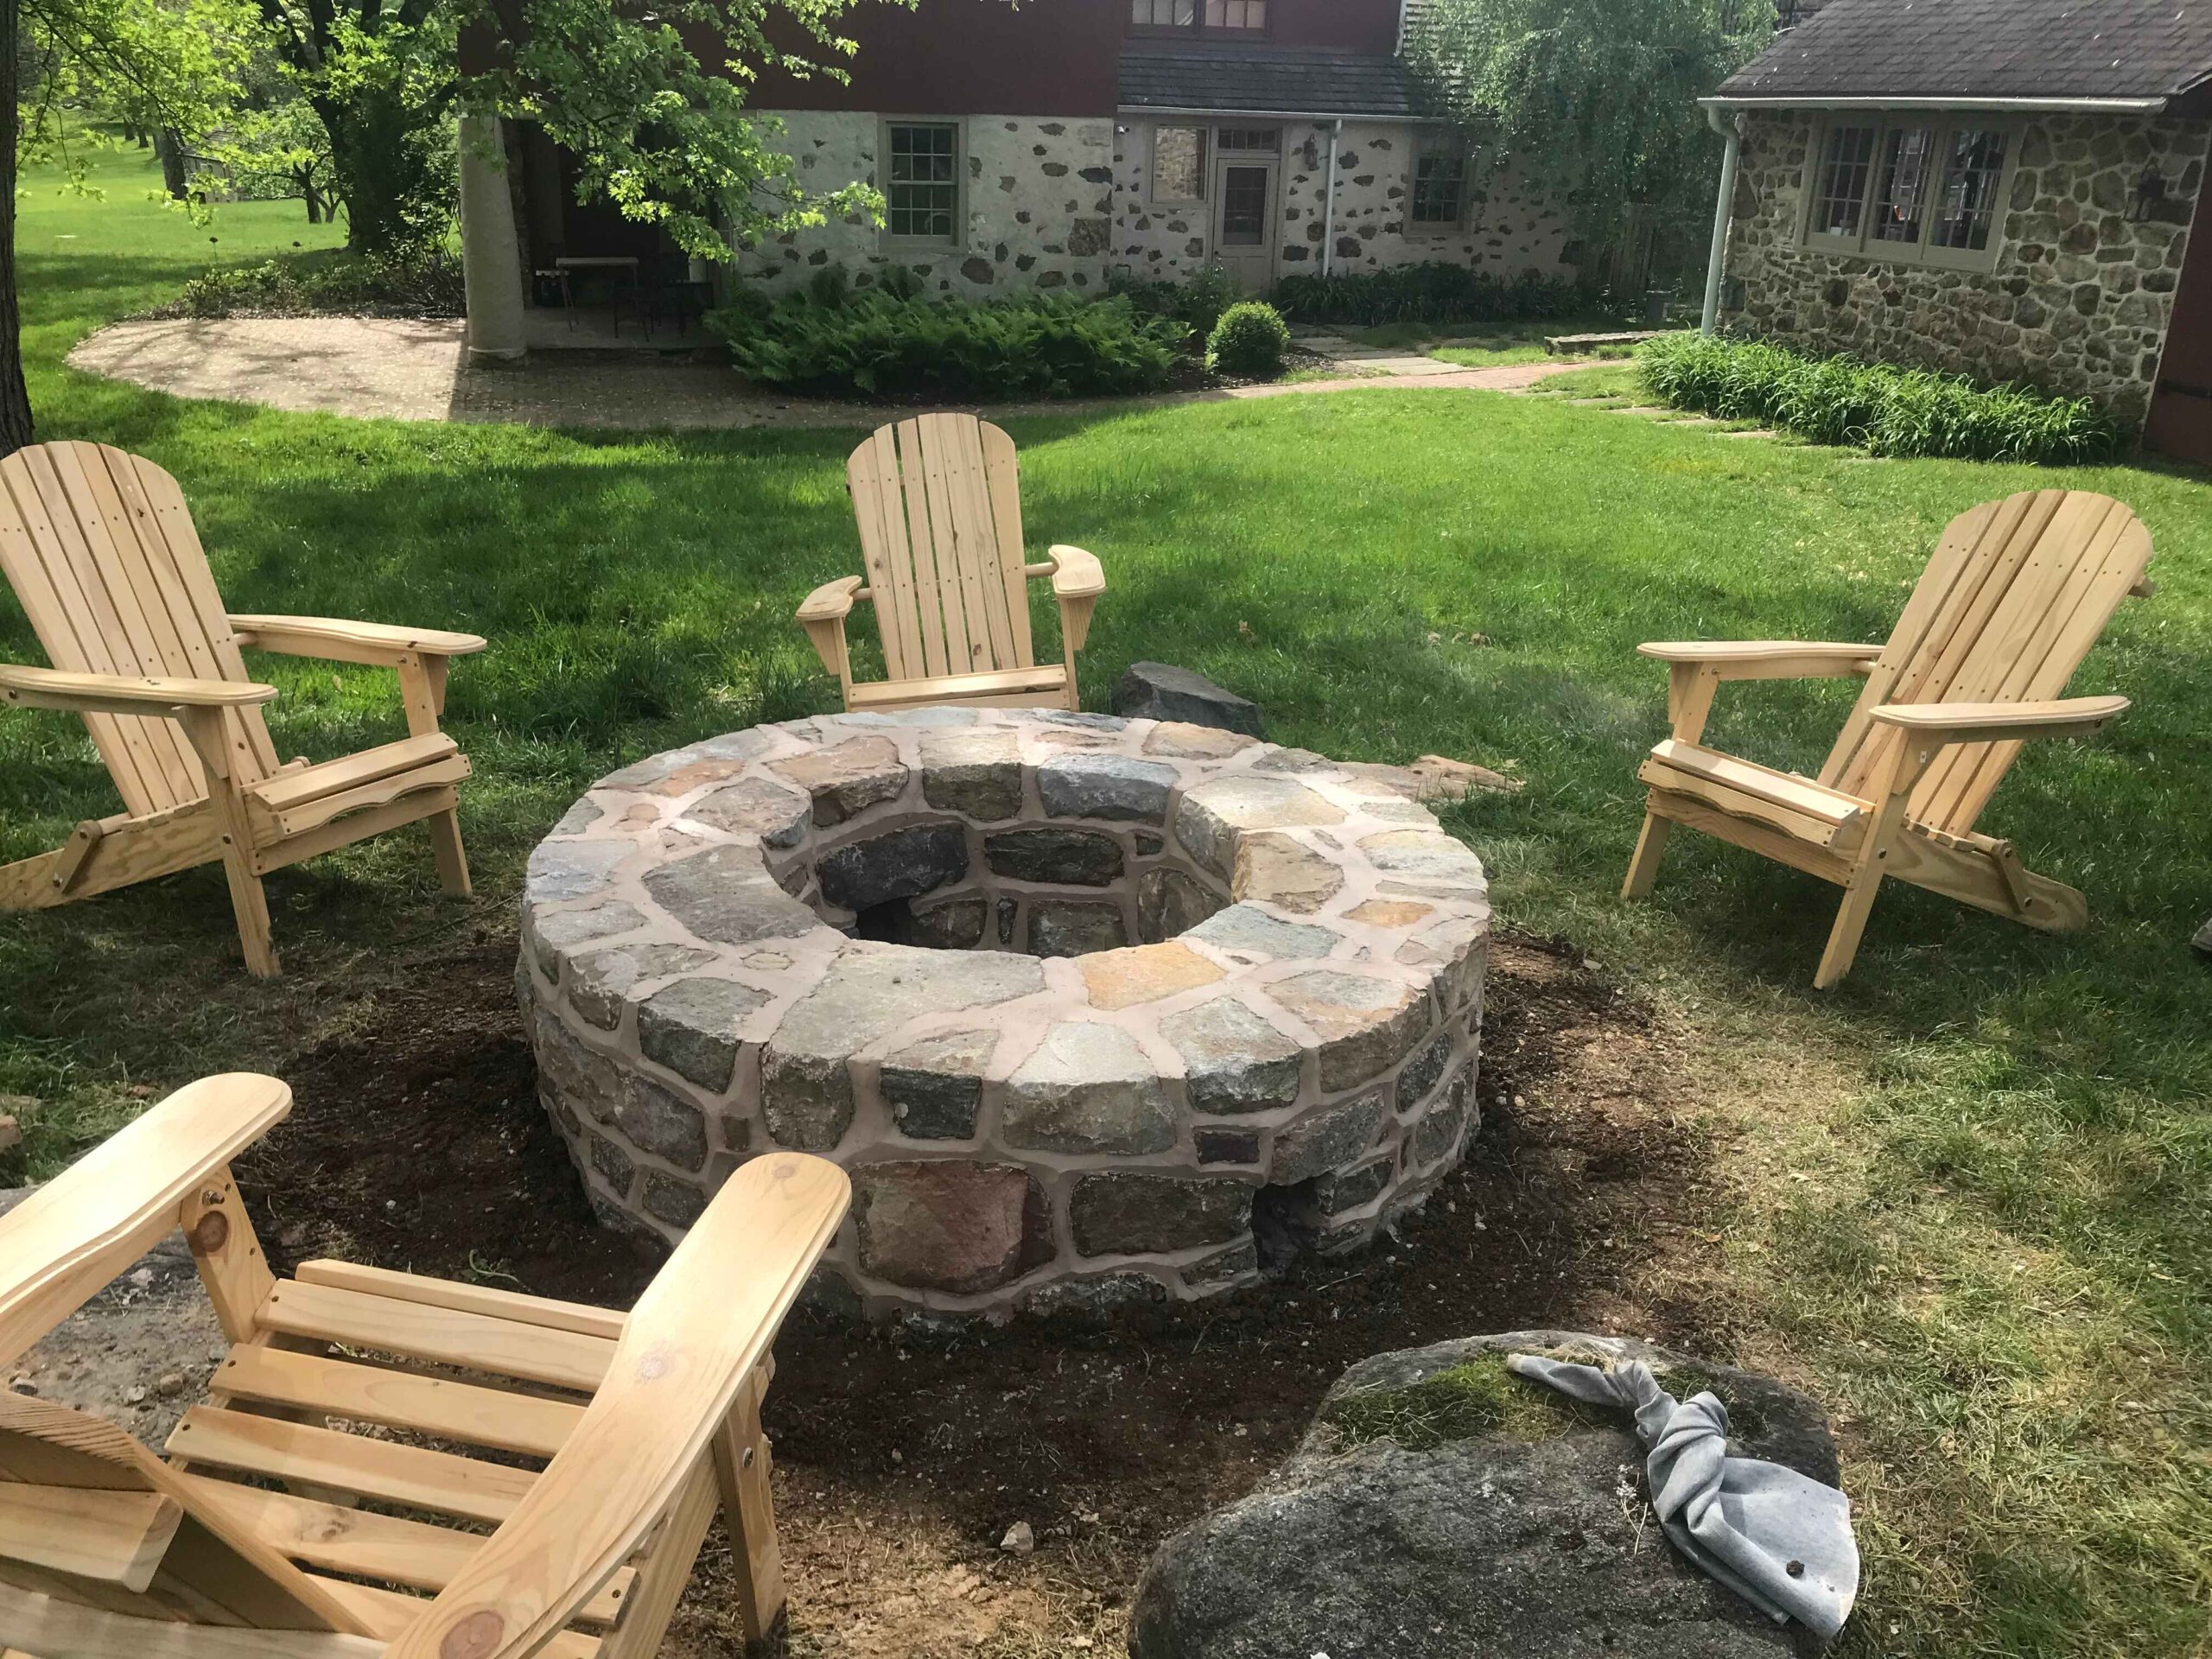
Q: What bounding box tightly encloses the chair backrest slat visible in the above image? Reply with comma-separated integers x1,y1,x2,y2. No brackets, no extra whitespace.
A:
1820,489,2151,835
0,444,280,817
846,416,1029,682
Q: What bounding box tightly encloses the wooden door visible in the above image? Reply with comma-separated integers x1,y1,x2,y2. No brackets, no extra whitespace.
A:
2145,183,2212,468
1211,156,1278,289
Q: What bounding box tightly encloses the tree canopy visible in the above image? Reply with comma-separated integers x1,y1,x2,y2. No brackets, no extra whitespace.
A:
1406,0,1771,266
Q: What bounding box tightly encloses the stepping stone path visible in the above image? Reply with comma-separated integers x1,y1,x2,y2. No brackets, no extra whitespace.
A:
521,709,1490,1320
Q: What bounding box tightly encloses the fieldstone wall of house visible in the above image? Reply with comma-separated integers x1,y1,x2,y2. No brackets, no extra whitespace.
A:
736,111,1117,297
1110,119,1572,283
1723,109,2209,429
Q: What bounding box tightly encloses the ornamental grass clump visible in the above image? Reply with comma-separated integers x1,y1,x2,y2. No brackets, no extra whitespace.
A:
707,278,1188,399
1639,333,2121,464
1205,300,1291,378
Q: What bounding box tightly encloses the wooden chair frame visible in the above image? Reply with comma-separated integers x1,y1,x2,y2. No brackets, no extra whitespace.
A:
0,443,488,978
796,415,1104,713
1621,490,2153,988
0,1075,849,1659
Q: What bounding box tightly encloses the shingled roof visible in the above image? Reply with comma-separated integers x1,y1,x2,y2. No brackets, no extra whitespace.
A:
1719,0,2212,106
1118,41,1430,118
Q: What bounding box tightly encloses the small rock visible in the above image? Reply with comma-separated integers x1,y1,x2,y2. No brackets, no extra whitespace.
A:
1001,1520,1037,1556
154,1371,186,1396
1114,662,1264,736
122,1384,148,1405
8,1375,36,1395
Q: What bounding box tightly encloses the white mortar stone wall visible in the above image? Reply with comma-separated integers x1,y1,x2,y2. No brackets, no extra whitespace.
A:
1110,119,1573,283
737,111,1118,297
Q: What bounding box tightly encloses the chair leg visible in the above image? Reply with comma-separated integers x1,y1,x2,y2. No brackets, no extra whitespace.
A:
1814,864,1885,990
1621,809,1673,899
217,838,279,980
428,806,471,897
710,1365,786,1646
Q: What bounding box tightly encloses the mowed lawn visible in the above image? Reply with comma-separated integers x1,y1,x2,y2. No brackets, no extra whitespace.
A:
3,145,2209,1659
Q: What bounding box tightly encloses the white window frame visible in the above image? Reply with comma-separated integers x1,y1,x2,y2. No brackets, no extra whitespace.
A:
880,118,964,249
1407,129,1471,237
1798,114,2021,274
1149,123,1208,207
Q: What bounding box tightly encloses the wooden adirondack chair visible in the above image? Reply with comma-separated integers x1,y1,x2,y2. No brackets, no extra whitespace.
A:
1622,489,2152,988
0,441,487,978
0,1073,849,1659
796,414,1105,713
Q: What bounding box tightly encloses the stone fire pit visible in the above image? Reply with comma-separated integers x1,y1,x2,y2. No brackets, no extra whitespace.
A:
519,709,1489,1319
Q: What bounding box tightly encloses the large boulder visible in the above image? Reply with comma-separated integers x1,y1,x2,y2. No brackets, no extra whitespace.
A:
1129,1331,1842,1659
1113,661,1264,736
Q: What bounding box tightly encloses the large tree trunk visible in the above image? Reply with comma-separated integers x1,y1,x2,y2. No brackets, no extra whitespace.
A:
0,0,37,456
153,129,190,200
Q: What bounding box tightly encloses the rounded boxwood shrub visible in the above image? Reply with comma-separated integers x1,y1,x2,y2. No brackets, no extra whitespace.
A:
1206,301,1291,378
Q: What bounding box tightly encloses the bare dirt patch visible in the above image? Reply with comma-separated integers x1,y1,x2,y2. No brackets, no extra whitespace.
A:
18,931,1745,1656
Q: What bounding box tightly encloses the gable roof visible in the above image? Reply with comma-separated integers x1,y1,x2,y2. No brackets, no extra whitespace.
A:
1118,41,1429,119
1719,0,2212,107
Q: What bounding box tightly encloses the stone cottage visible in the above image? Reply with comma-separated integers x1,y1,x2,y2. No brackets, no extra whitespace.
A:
1701,0,2212,463
454,0,1574,348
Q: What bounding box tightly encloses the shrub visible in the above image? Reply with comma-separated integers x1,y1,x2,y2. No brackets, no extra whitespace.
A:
1639,333,2121,465
1109,261,1242,337
156,250,466,320
1272,262,1580,327
705,289,1188,398
1206,301,1290,378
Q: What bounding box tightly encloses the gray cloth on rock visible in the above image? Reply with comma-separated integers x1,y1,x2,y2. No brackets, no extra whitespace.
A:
1506,1352,1858,1638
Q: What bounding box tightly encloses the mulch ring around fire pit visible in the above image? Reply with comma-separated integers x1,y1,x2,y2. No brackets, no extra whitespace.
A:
180,923,1743,1656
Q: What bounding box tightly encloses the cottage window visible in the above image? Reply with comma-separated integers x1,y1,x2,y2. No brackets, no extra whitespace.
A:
1801,116,2016,272
1153,125,1206,203
886,122,960,243
1409,134,1468,231
1217,127,1280,153
1129,0,1196,26
1204,0,1267,28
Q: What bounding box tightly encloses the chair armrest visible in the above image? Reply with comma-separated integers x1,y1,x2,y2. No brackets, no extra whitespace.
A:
796,576,863,624
1870,696,2128,745
1637,641,1879,680
230,614,488,667
385,1153,850,1659
1049,545,1104,600
0,662,276,716
0,1075,291,1365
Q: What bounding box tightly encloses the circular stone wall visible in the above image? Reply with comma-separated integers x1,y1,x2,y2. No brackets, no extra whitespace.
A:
518,709,1490,1319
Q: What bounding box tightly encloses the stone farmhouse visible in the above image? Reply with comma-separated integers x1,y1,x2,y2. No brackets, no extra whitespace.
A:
457,0,1573,327
1703,0,2212,463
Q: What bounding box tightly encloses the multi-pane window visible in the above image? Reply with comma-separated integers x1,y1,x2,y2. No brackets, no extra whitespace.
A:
1153,125,1205,202
1204,0,1267,27
1129,0,1195,25
1929,128,2007,251
1808,124,1876,241
1217,127,1279,153
1870,125,1935,245
887,123,957,242
1802,117,2013,270
1410,138,1467,229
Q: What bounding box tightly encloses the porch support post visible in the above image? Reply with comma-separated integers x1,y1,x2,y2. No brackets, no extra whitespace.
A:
458,111,528,365
1700,102,1742,336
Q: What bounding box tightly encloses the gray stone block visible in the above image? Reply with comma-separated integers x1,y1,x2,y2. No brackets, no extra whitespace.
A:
1114,661,1264,736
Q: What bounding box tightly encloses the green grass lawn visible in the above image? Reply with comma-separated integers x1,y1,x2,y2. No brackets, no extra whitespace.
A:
1344,314,1683,367
4,146,2210,1659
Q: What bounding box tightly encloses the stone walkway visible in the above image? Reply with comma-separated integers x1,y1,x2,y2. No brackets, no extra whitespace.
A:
67,316,1581,432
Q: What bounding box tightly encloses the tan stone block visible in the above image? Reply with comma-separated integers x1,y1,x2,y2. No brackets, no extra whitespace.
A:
1080,942,1227,1010
1232,832,1344,913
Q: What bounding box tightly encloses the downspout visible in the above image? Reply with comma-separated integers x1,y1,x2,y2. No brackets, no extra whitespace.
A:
1700,103,1742,335
1321,118,1344,277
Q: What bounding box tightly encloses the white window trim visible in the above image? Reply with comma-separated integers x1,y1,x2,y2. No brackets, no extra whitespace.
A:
879,118,965,250
1148,122,1208,208
1798,114,2021,274
1406,130,1471,237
